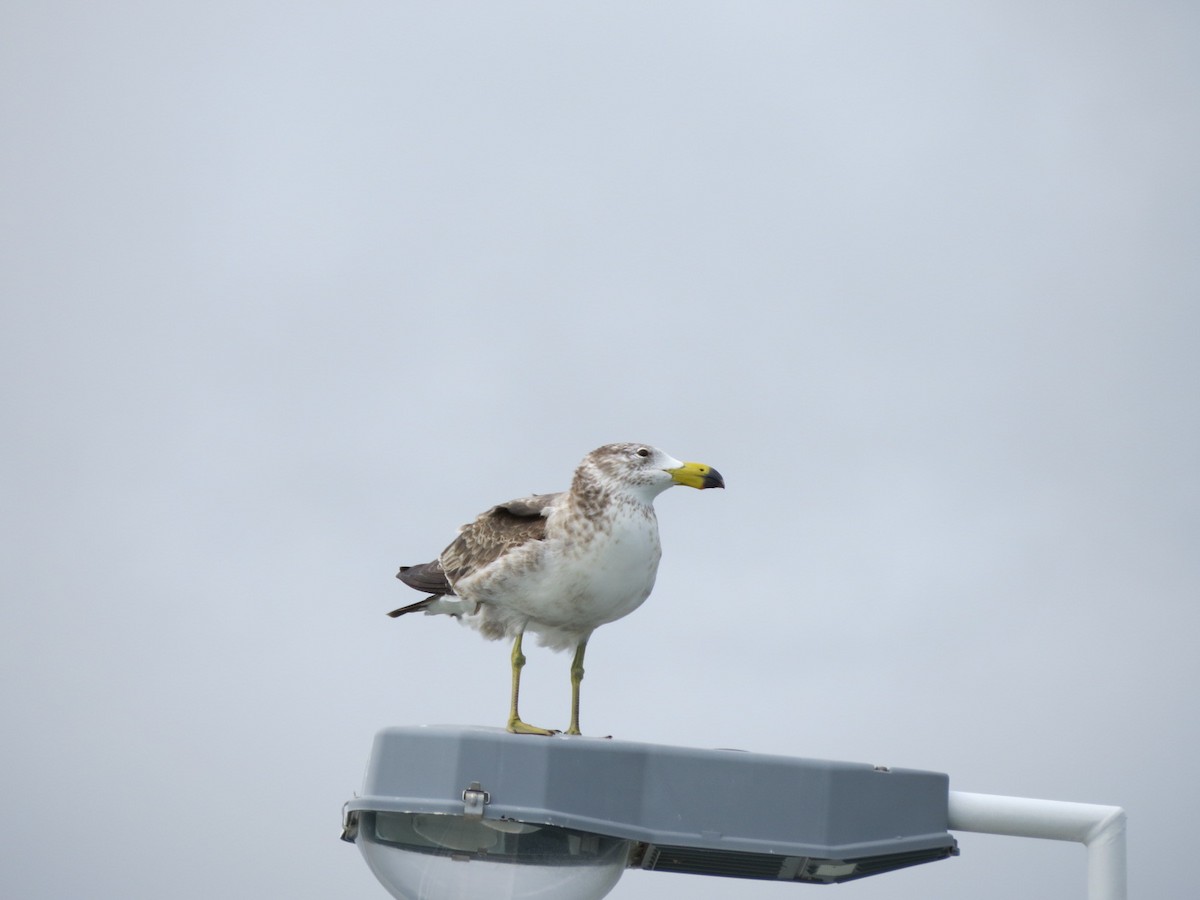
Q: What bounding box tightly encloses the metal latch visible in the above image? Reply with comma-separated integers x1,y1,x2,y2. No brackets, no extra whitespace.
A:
462,782,490,819
340,803,360,842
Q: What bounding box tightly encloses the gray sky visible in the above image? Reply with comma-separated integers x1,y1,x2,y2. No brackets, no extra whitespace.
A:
2,3,1197,898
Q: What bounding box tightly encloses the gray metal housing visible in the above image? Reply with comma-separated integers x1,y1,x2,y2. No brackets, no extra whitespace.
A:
344,725,957,884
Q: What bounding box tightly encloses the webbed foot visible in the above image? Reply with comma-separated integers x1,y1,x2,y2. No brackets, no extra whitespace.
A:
507,716,558,736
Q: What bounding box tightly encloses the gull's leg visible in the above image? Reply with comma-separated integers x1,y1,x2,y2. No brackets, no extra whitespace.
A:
565,638,588,736
507,630,555,736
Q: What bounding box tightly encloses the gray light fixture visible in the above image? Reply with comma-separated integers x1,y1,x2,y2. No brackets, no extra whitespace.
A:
342,725,957,899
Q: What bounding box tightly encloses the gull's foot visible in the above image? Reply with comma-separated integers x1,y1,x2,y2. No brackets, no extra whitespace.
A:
562,725,613,738
507,716,558,736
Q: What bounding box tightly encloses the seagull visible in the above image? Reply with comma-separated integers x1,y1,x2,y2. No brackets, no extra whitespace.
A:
389,442,724,735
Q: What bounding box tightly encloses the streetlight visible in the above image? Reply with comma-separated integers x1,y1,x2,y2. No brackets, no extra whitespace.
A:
342,725,958,899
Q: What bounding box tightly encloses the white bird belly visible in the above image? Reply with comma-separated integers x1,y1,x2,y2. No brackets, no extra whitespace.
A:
532,531,661,625
472,514,663,648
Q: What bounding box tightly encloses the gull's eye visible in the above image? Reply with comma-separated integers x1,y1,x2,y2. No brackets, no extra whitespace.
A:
636,447,651,458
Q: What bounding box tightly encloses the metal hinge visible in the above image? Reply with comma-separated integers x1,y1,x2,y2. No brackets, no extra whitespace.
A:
462,782,490,819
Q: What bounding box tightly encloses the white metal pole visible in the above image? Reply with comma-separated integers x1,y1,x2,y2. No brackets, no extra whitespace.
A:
947,791,1126,900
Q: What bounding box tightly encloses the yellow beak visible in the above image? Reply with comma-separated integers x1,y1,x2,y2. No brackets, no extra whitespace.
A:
665,461,725,490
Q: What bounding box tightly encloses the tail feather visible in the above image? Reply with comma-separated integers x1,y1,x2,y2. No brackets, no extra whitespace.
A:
387,596,440,618
387,593,477,619
392,560,463,619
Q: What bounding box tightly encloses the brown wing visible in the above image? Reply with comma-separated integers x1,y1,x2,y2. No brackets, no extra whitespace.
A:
494,492,561,517
396,560,453,595
439,494,558,587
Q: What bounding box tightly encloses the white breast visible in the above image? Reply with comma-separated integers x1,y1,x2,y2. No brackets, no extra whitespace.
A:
499,508,663,648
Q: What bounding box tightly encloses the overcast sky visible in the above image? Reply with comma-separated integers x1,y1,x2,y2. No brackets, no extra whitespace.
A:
2,3,1197,899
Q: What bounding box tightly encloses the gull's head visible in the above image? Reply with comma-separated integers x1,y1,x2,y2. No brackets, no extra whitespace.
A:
580,443,725,501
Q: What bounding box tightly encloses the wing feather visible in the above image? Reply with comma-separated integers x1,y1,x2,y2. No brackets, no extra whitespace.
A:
439,493,558,586
494,492,561,517
396,560,453,595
